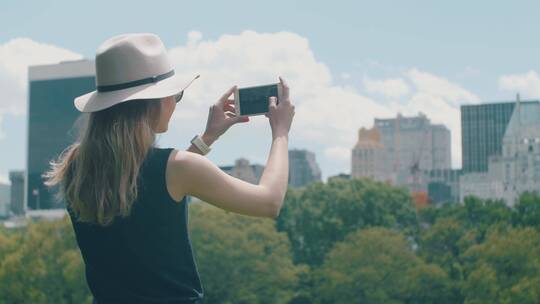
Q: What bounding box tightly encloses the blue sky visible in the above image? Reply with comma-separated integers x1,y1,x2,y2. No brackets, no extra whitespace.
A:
1,0,539,184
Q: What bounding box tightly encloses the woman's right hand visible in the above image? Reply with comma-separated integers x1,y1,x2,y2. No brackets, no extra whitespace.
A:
266,76,295,138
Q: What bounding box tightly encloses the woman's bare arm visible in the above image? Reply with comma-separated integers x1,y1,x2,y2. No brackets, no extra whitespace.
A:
168,135,288,218
169,76,294,218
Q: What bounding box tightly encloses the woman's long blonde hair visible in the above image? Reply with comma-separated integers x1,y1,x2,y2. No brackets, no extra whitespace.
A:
43,98,162,227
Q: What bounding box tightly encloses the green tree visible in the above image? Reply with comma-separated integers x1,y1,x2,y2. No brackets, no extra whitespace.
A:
417,218,479,302
513,192,540,231
419,196,513,241
462,226,540,304
315,228,451,304
189,202,303,304
462,197,512,237
276,178,418,267
0,217,92,304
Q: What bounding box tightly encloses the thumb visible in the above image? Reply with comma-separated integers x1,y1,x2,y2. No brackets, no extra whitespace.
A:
268,96,277,110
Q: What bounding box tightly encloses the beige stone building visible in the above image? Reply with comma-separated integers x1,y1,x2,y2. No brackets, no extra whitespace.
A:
351,127,388,182
220,158,264,185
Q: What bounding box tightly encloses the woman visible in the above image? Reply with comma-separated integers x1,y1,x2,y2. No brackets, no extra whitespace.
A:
43,33,295,304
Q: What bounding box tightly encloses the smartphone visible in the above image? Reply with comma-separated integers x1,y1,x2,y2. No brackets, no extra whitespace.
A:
234,83,283,117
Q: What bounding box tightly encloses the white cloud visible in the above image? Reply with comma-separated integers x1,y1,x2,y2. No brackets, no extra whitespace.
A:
363,76,410,98
498,70,540,98
406,68,479,106
0,173,9,185
187,30,203,46
0,37,82,124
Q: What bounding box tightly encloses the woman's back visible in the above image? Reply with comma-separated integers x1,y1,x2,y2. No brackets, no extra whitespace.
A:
68,147,204,304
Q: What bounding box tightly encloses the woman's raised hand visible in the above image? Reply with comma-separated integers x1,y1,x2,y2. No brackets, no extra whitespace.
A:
265,76,295,138
204,85,249,141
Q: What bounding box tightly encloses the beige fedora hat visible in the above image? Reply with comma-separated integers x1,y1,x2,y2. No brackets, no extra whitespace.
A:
74,32,198,112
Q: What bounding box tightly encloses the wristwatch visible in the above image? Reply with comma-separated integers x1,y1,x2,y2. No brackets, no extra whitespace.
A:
190,134,212,155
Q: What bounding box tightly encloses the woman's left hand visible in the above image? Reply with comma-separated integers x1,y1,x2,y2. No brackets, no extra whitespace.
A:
203,85,250,143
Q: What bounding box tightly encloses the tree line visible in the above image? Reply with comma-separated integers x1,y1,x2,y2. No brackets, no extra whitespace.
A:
1,177,539,303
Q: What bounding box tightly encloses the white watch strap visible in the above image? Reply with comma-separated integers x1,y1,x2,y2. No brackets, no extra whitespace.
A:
191,134,211,155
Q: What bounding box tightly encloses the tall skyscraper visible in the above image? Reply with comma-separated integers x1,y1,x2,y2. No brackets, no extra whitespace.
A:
460,100,538,173
288,149,322,188
9,170,24,216
27,60,95,210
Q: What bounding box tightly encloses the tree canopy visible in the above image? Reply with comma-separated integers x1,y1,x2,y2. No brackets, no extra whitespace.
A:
1,179,540,303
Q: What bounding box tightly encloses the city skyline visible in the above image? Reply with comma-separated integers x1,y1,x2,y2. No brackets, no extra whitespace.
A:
1,1,539,184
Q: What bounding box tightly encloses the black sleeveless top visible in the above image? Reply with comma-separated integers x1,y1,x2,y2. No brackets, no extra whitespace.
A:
67,147,204,304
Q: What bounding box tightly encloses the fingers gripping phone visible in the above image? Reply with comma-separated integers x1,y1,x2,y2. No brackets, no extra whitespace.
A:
234,83,283,117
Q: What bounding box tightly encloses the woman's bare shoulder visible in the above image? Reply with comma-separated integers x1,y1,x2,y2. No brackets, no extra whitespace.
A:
165,149,213,202
165,149,190,203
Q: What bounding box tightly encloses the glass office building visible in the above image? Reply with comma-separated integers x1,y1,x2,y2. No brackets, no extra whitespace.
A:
288,149,322,188
461,100,538,173
27,60,95,210
9,170,24,215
